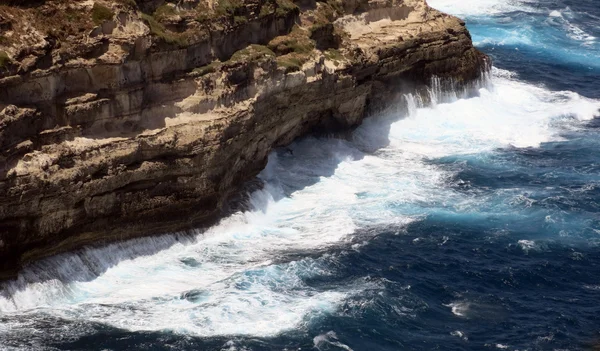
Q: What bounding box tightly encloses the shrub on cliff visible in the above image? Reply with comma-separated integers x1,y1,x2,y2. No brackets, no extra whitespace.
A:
193,61,221,76
268,26,314,56
267,25,315,73
258,0,298,18
92,3,114,25
275,0,297,17
153,3,176,22
227,44,275,65
0,51,10,68
115,0,137,7
141,13,188,47
215,0,244,17
276,55,303,72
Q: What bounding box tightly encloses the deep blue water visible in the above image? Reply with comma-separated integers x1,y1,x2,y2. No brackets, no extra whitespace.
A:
2,0,600,350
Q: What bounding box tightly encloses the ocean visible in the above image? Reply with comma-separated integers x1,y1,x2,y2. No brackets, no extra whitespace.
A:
1,0,600,349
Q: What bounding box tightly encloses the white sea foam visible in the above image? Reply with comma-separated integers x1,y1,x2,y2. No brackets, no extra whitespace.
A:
518,239,536,252
549,10,562,18
427,0,531,17
547,9,597,43
390,69,599,158
451,330,469,341
1,68,599,342
314,331,354,351
446,302,470,317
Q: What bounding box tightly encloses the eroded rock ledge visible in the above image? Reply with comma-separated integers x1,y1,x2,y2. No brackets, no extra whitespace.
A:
0,0,488,279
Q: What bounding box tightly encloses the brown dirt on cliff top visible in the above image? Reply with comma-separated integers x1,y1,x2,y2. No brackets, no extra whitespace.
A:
0,1,94,42
0,0,420,75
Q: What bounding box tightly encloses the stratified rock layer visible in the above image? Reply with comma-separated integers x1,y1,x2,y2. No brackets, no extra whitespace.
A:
0,0,488,279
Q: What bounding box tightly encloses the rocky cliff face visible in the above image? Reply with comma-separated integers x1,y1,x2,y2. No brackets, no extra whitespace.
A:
0,0,488,279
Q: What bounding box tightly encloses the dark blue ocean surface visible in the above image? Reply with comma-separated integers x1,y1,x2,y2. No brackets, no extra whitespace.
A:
1,0,600,350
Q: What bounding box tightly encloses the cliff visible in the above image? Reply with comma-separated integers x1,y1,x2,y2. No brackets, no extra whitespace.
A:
0,0,488,279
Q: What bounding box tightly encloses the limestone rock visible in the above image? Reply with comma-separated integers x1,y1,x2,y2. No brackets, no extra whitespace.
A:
0,0,489,279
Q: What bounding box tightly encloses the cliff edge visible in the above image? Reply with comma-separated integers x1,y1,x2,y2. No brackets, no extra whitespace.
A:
0,0,488,279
